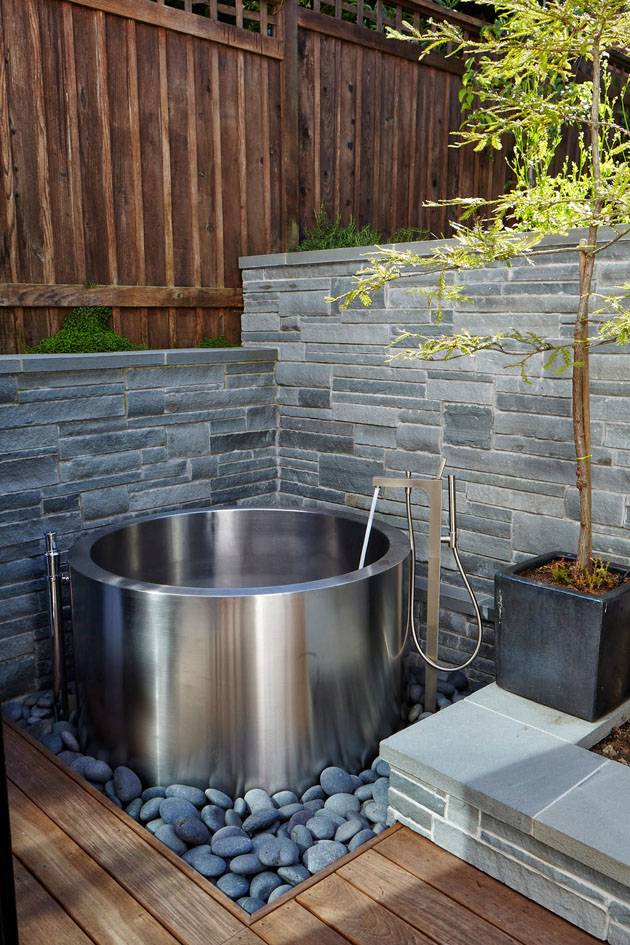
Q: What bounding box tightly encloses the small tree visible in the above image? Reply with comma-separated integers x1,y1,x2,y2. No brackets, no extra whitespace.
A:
339,0,630,574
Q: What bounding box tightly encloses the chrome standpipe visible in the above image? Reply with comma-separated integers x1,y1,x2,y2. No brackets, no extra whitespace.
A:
44,532,69,721
367,462,483,713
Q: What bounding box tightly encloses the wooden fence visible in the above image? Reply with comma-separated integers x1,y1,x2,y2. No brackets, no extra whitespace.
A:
3,0,613,352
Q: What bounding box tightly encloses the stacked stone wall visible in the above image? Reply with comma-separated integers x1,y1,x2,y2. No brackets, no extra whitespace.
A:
0,349,278,697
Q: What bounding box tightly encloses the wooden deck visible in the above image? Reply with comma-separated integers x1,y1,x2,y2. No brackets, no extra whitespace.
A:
5,720,600,945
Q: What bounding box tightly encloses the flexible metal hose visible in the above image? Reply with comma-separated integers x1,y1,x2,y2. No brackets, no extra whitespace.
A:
405,483,483,672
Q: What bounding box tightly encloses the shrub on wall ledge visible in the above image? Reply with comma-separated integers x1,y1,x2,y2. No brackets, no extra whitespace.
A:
26,307,146,354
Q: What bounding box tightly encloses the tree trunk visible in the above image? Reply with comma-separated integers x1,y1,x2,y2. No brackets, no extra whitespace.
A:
574,237,594,571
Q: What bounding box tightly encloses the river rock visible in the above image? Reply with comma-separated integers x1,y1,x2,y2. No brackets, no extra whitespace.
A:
225,809,242,828
242,808,280,834
363,802,387,824
229,853,265,876
436,679,455,697
268,884,292,903
233,797,247,817
301,785,325,803
306,816,335,840
29,720,53,740
449,670,469,691
373,758,390,778
183,846,227,878
251,831,276,852
408,704,423,724
3,702,23,722
289,824,313,853
303,840,348,873
60,731,80,752
335,819,364,844
126,798,143,821
166,784,207,808
244,788,275,812
348,828,375,851
372,777,389,807
84,759,113,783
277,803,303,822
114,766,142,804
57,750,81,766
354,784,373,802
359,769,378,784
319,809,345,827
174,817,211,846
272,790,298,807
277,864,310,886
159,797,199,825
250,871,284,901
146,818,165,834
436,694,452,709
155,824,187,856
211,827,253,858
40,733,63,754
37,691,55,708
408,683,424,704
258,837,299,868
324,793,360,817
237,897,265,915
140,797,163,822
320,766,354,796
217,873,250,900
201,804,226,833
142,786,166,801
287,809,312,832
205,787,233,810
303,798,325,814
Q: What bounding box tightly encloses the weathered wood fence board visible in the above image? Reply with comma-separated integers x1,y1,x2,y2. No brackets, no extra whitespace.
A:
3,0,624,352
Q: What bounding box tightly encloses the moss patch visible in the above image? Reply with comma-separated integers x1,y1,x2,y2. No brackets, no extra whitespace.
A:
26,307,145,354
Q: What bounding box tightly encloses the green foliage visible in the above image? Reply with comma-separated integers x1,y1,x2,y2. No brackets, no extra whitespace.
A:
331,0,630,571
547,557,618,594
299,209,429,252
299,209,382,252
197,335,239,348
26,307,145,354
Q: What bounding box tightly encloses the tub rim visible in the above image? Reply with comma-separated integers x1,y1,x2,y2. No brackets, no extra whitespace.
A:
68,505,410,598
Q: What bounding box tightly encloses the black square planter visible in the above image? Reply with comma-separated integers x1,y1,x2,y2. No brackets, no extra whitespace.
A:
495,551,630,722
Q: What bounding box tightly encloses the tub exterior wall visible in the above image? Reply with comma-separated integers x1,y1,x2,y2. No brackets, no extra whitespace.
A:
0,349,279,698
239,230,630,684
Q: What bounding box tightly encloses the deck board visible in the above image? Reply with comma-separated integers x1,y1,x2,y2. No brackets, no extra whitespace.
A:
297,873,435,945
10,780,183,945
339,848,523,945
13,857,94,945
375,826,600,945
4,720,602,945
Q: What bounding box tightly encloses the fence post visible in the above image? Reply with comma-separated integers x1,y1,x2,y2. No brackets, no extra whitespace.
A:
280,0,300,250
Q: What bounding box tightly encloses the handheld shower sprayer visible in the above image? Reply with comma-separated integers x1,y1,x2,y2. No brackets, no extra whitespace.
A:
361,460,483,711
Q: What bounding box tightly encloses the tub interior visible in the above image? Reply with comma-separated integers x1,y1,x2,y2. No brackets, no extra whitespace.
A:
90,508,390,589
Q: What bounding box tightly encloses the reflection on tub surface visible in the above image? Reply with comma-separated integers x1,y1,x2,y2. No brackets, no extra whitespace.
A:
69,507,409,794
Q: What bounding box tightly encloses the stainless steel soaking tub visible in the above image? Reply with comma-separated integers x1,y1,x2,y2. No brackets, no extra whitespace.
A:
69,507,409,795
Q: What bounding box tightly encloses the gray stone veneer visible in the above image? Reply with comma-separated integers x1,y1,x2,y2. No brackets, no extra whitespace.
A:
0,348,278,698
240,229,630,681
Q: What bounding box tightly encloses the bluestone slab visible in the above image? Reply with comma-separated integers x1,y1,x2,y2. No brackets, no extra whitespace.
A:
380,701,607,831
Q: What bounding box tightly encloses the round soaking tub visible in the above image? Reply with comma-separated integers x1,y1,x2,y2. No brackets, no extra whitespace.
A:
68,507,410,795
